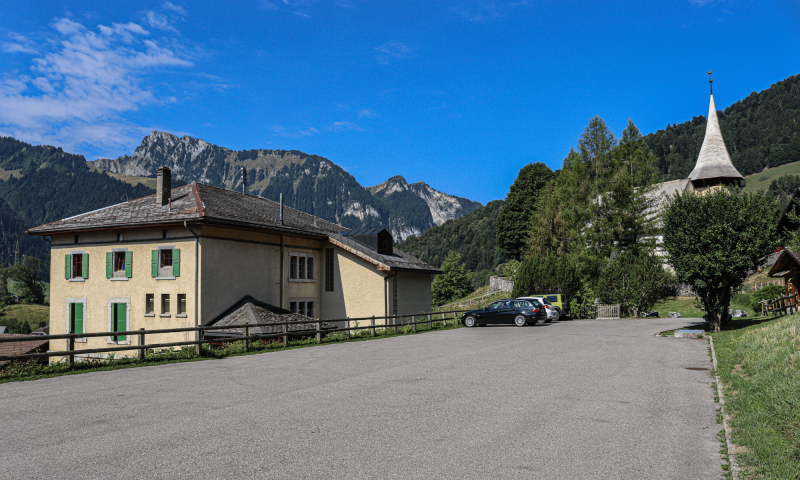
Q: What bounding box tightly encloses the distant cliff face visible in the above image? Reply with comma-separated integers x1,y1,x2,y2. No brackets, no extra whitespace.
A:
368,176,482,239
91,132,481,238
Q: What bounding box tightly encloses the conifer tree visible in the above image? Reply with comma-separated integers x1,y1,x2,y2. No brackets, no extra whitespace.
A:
431,252,474,307
496,162,556,260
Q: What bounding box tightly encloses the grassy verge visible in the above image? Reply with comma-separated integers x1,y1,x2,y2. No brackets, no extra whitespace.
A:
0,304,50,332
0,319,463,384
711,314,800,478
651,296,705,318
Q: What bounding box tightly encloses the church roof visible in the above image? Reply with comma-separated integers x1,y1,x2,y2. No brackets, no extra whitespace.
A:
688,92,743,182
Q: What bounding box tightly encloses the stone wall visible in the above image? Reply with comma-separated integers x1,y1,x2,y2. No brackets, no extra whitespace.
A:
489,275,514,293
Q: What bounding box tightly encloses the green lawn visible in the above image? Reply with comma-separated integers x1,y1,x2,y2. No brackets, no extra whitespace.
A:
712,314,800,478
0,304,49,331
651,296,705,318
742,160,800,194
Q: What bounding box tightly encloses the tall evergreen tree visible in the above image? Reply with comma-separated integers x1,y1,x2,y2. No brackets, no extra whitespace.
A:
496,162,556,260
431,252,474,307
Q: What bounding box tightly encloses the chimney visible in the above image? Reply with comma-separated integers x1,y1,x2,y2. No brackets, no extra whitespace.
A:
157,167,171,206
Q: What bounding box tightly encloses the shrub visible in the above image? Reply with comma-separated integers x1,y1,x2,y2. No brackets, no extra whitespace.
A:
750,284,784,314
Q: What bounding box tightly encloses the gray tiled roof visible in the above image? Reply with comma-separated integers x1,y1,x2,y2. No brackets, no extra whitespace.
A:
28,183,343,236
204,296,338,337
28,183,439,273
329,233,441,274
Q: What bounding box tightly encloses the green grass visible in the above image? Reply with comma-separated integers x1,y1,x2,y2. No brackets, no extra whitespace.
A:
434,287,509,312
0,318,463,383
106,172,157,190
0,304,49,331
743,160,800,194
712,314,800,478
651,296,705,318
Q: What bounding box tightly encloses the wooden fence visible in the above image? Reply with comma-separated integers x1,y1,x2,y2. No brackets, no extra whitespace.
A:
0,310,468,366
765,292,799,316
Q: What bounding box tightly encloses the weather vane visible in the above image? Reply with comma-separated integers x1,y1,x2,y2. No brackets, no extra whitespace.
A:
708,70,713,94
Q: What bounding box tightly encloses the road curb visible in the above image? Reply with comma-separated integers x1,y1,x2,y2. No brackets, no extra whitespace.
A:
709,336,740,479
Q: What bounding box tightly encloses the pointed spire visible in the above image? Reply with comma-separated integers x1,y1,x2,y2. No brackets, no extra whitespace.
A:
688,80,743,184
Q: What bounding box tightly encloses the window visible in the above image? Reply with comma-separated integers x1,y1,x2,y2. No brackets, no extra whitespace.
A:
325,248,334,292
111,303,127,342
289,299,314,317
65,253,88,280
117,233,123,242
290,256,298,279
546,295,558,303
307,301,314,318
106,250,132,279
299,257,306,279
289,253,315,281
162,230,169,239
152,247,180,278
177,294,186,315
145,294,154,315
289,301,297,313
69,302,84,335
487,301,503,310
74,235,80,244
161,294,170,315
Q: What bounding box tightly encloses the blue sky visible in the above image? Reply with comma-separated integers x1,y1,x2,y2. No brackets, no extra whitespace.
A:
1,1,799,204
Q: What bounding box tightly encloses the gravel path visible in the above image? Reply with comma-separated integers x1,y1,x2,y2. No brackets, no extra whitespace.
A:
0,318,722,479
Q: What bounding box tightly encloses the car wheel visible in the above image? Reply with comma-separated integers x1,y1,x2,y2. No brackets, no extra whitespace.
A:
464,316,476,328
514,315,527,327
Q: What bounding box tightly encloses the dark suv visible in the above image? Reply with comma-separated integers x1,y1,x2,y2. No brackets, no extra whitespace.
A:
462,299,546,327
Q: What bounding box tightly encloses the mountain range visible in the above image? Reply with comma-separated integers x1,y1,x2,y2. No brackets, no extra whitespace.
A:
90,132,481,240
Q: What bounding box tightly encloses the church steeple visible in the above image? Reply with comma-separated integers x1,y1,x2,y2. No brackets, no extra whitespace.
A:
688,75,743,189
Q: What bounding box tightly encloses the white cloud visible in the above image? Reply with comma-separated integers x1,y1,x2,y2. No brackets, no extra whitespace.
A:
0,17,193,157
358,108,377,118
454,1,532,23
375,42,414,65
162,2,187,16
330,121,363,132
689,0,719,5
144,11,177,32
270,125,318,138
1,33,38,54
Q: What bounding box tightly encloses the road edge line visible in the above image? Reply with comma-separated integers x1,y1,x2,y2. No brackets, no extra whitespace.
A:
709,335,739,480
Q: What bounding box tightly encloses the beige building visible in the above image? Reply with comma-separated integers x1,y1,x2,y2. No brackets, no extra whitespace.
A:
29,168,439,360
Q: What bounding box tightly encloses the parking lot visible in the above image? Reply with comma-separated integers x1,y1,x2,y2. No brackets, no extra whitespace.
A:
0,318,722,479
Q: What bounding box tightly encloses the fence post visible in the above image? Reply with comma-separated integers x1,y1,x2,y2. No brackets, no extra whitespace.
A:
427,313,432,329
68,335,75,366
316,320,322,343
442,312,446,327
283,323,288,346
393,315,397,334
371,316,375,336
197,326,203,356
244,323,250,351
412,315,416,332
138,328,145,361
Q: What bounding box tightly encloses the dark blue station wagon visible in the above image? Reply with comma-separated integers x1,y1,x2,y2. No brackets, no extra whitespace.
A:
462,299,546,327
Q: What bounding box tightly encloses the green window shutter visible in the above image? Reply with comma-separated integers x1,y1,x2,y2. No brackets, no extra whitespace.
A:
173,249,180,277
81,253,89,279
73,302,84,335
106,252,112,278
65,254,71,280
114,303,127,341
152,250,158,277
125,251,133,278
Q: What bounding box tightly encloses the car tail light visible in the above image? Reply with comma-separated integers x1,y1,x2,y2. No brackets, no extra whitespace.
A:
532,308,540,313
545,305,551,309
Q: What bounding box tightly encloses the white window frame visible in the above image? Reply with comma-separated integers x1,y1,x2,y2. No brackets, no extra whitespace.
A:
66,297,87,344
69,250,85,282
107,297,131,345
288,252,316,283
289,297,316,317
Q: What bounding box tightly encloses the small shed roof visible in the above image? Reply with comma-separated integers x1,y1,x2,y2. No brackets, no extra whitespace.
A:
0,335,49,367
204,296,338,337
767,248,800,278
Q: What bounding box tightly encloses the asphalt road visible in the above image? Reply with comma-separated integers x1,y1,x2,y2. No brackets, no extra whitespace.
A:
0,318,722,479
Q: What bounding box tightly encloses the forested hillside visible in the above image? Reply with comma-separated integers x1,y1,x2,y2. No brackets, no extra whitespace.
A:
0,137,155,267
396,200,507,287
646,74,800,180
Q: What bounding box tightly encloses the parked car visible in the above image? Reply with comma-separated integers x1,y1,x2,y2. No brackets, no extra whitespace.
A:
537,293,569,318
517,296,559,322
462,299,546,327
